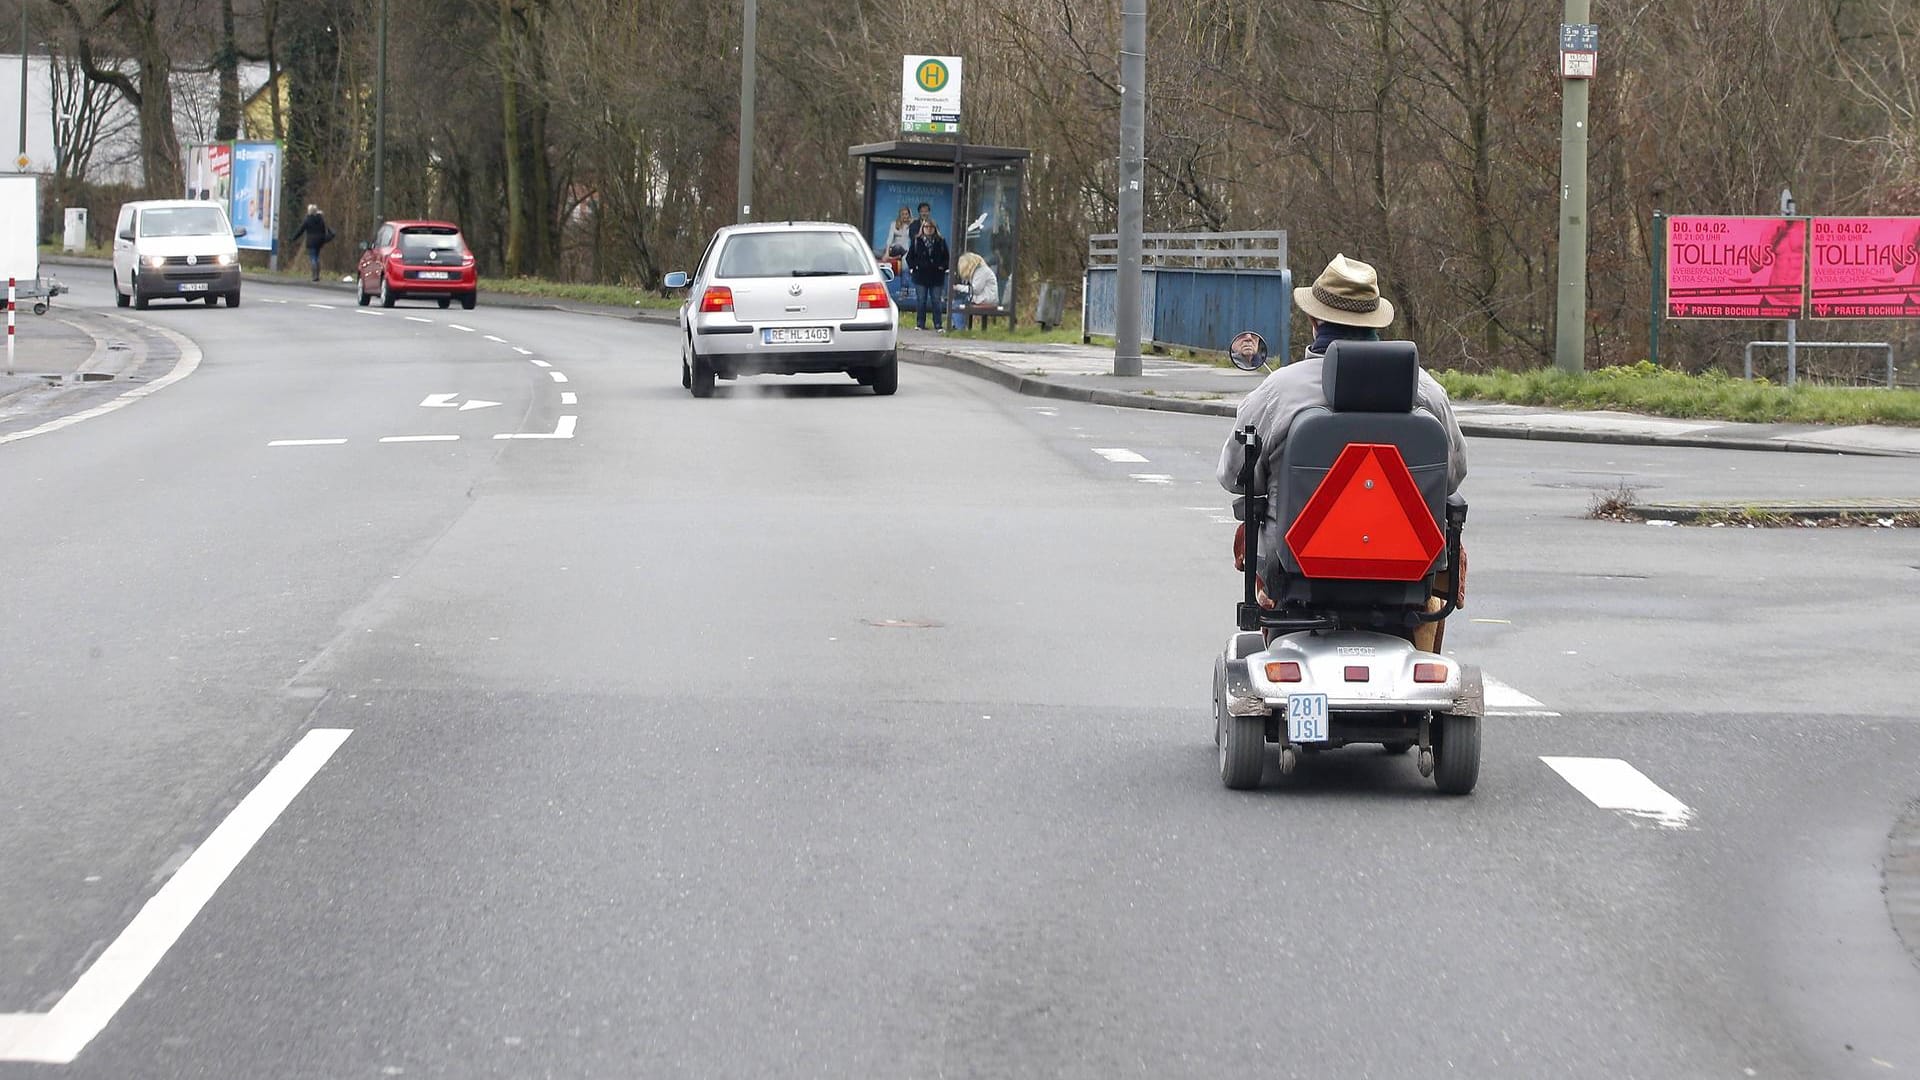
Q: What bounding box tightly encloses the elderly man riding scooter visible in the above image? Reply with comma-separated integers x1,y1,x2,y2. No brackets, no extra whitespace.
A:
1215,253,1470,651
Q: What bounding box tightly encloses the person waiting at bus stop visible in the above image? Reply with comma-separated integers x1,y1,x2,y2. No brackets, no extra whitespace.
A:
905,218,950,331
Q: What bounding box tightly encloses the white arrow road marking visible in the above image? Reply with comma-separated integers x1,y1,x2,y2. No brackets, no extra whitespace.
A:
1541,756,1694,829
419,393,459,408
494,415,577,441
0,729,352,1064
1094,448,1148,463
459,399,499,411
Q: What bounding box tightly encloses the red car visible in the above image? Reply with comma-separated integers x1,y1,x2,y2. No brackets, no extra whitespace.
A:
356,220,478,309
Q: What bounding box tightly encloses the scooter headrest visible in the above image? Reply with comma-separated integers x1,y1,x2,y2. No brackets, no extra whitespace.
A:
1323,340,1419,413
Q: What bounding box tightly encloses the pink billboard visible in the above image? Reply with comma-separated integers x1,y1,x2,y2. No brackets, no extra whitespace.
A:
1808,217,1920,319
1664,215,1806,320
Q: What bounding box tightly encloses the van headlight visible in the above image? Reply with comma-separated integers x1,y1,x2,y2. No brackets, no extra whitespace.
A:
215,253,235,266
144,255,166,268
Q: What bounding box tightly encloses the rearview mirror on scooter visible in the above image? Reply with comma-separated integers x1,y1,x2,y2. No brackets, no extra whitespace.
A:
1228,330,1269,372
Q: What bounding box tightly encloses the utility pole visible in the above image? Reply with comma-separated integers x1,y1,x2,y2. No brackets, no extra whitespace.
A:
16,2,28,169
1112,0,1146,376
736,0,756,223
373,0,388,221
1553,0,1594,374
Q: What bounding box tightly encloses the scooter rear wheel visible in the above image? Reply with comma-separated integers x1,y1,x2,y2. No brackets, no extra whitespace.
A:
1432,713,1480,795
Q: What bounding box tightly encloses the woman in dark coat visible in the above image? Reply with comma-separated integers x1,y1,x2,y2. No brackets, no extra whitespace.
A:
287,204,333,281
904,219,950,331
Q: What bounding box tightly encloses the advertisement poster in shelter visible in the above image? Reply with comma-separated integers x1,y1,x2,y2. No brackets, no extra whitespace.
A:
1664,215,1806,319
226,141,282,253
1808,217,1920,319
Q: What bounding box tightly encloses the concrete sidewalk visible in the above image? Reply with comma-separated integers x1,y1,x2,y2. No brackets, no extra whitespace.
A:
895,328,1920,458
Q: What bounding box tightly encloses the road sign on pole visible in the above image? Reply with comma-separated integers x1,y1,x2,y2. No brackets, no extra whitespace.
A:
901,55,962,134
1554,2,1593,374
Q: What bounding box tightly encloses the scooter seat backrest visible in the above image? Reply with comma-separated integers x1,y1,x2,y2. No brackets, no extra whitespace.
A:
1271,340,1449,602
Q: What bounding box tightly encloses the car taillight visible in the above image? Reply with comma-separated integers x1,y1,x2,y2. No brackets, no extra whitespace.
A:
1413,663,1449,683
857,281,889,309
1265,661,1302,683
700,286,734,313
387,250,403,261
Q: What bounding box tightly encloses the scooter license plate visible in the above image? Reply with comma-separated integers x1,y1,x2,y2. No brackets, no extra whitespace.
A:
1286,693,1329,743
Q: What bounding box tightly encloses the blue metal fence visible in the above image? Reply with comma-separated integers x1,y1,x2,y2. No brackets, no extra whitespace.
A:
1082,231,1291,364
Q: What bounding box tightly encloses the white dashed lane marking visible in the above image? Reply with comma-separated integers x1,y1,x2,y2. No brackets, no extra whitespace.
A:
548,371,568,383
306,303,335,310
1131,474,1173,484
1483,674,1560,717
1541,756,1694,829
405,316,433,324
484,335,506,343
513,347,533,356
494,415,577,441
1094,448,1148,463
267,439,347,447
560,392,577,405
379,435,460,443
529,359,551,368
448,324,475,333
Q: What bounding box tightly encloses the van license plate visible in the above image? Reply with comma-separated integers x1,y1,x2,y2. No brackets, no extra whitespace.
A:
180,282,208,292
1286,693,1329,743
764,327,831,345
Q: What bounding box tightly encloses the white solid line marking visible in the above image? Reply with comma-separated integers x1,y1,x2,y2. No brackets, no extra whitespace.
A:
513,347,533,356
267,439,348,447
306,303,335,310
0,729,352,1064
548,371,568,383
405,316,433,323
493,415,577,440
1540,756,1694,829
0,320,202,447
378,434,460,443
529,358,551,368
448,323,475,332
1131,473,1173,484
560,392,577,405
1094,448,1148,463
484,334,507,343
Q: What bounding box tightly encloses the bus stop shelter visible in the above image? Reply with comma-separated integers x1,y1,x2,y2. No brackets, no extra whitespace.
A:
848,140,1029,326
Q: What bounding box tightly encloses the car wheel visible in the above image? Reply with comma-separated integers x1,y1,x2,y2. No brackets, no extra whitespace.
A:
356,278,371,306
459,292,476,311
681,358,692,389
870,352,898,396
114,271,130,308
689,352,716,398
227,290,242,308
379,276,396,308
437,296,451,309
132,273,149,310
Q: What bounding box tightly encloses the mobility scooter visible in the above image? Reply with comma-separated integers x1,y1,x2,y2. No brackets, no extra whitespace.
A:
1212,337,1483,793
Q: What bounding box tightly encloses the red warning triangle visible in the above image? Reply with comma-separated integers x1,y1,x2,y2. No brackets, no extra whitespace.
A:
1285,443,1445,581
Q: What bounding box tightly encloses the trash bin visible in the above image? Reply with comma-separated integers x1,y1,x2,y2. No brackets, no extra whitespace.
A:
1035,282,1068,330
63,208,88,254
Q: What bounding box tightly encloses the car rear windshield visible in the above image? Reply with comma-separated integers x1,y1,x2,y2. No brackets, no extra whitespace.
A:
716,231,870,278
399,228,466,256
139,207,230,237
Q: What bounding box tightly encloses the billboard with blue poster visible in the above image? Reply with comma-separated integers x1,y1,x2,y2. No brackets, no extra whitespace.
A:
869,167,954,300
226,142,283,253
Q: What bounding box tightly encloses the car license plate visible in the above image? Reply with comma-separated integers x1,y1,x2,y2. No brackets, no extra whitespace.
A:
1286,693,1329,743
180,282,208,292
419,271,450,280
764,327,831,345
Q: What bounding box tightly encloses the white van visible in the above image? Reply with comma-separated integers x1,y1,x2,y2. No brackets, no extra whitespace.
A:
112,199,245,309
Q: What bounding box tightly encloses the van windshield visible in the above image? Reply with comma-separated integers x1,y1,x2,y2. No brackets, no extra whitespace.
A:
139,207,231,238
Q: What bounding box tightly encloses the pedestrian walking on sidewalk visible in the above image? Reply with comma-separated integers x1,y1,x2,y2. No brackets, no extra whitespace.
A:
287,205,335,282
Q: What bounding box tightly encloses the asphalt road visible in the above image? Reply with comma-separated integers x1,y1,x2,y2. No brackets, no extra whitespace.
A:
3,266,1919,1079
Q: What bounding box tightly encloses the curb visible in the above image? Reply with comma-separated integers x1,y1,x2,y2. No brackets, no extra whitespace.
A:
902,346,1913,458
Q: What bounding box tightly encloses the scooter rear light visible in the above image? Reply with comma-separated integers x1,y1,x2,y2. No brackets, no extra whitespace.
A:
1413,663,1449,683
1264,661,1301,683
1344,666,1370,682
700,286,734,313
857,281,890,308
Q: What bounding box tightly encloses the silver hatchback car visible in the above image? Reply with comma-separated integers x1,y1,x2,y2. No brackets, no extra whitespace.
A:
665,222,900,398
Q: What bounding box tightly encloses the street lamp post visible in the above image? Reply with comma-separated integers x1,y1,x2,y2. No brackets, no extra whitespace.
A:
736,0,756,223
373,0,387,222
1112,0,1146,376
17,1,28,170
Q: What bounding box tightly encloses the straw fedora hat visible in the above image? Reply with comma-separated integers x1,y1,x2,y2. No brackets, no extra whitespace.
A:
1294,253,1395,329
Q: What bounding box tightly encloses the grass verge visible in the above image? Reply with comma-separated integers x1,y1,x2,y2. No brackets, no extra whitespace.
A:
1435,361,1920,427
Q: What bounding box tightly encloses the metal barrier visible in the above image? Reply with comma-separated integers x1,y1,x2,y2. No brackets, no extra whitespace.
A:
1743,338,1895,389
1083,231,1291,361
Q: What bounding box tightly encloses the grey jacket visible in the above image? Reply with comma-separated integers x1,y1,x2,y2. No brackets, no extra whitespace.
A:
1215,346,1468,555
